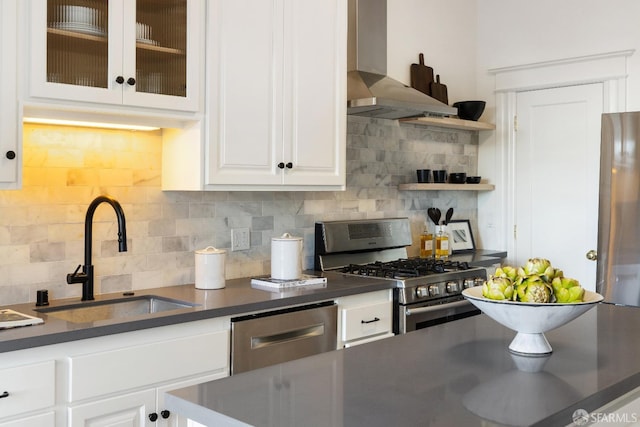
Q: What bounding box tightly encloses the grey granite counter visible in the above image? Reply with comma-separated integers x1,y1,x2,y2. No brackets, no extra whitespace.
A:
0,271,394,353
165,303,640,427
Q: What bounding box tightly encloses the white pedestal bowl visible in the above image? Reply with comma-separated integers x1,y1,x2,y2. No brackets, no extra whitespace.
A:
462,287,603,355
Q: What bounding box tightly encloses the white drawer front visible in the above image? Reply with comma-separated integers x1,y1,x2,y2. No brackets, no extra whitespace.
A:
69,329,229,401
0,361,55,418
342,301,392,342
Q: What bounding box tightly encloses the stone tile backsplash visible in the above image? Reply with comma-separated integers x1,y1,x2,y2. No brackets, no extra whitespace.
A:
0,117,479,304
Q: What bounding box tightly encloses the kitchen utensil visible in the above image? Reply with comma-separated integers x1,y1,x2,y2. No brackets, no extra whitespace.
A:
445,208,454,225
427,208,439,225
416,169,431,183
430,75,449,105
433,170,447,183
466,176,481,184
434,208,442,225
453,101,486,121
195,246,226,289
271,233,303,280
410,53,434,96
448,173,467,184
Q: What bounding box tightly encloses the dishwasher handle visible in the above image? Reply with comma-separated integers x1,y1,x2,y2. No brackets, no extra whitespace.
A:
251,324,325,349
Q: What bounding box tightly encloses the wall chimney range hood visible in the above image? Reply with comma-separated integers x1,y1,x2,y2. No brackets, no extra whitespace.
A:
347,0,457,120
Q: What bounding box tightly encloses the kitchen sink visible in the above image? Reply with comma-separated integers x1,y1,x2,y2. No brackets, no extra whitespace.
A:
35,295,198,323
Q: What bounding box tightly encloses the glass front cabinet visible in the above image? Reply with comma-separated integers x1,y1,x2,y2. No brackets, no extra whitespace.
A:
28,0,203,112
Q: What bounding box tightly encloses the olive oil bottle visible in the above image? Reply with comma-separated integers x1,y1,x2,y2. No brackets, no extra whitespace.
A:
435,224,450,259
420,223,434,258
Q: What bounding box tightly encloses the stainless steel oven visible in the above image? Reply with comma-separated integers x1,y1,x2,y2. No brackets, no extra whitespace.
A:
315,218,487,334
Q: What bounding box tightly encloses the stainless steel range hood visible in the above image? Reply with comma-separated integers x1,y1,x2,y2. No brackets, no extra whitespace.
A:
347,0,457,120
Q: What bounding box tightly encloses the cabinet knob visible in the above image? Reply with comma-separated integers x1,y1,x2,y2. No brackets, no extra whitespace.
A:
127,77,136,86
161,410,171,419
277,162,285,169
115,76,125,84
285,162,293,169
148,412,158,422
0,391,9,399
5,151,15,160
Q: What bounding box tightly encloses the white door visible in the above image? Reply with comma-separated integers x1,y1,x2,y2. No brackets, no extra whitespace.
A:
514,83,602,290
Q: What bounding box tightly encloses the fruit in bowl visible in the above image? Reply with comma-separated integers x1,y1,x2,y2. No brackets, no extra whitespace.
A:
463,258,603,355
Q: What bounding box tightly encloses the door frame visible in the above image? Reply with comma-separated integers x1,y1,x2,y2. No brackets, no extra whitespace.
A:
484,50,633,264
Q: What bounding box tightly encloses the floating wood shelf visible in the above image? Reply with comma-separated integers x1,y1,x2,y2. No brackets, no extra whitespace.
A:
398,183,495,191
400,116,495,131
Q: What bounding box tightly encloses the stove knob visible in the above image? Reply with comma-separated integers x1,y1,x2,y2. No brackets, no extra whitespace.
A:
415,286,430,298
446,281,460,293
474,277,486,287
464,278,477,289
428,285,440,296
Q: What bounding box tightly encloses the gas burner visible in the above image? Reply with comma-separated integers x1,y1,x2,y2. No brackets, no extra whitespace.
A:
340,258,471,279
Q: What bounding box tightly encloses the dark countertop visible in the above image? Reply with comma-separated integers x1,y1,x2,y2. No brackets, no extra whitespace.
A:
0,250,505,354
0,271,394,353
166,303,640,427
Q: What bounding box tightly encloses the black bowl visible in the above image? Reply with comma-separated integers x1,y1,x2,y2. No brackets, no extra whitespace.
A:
453,101,486,121
466,176,481,184
449,172,467,184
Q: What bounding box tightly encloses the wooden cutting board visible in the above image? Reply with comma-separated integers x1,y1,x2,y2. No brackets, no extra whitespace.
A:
430,75,448,105
410,53,434,96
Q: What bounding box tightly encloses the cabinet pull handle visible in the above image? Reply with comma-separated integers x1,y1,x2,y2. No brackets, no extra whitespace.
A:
277,162,285,169
361,317,380,324
115,76,125,84
148,412,158,422
285,162,293,169
127,77,136,86
0,391,9,399
5,151,15,160
161,410,171,419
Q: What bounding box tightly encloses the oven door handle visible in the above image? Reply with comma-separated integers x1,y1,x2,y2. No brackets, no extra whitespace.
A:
405,300,471,316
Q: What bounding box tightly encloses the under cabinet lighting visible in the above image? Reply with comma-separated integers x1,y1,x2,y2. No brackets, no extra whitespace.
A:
23,117,160,131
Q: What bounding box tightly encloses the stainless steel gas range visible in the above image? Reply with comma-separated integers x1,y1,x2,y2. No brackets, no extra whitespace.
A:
315,218,487,334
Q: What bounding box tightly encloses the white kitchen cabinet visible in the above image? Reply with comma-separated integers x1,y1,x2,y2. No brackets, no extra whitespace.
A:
336,290,394,348
0,361,55,426
162,0,347,191
26,0,204,113
67,329,229,426
0,412,55,427
0,0,20,189
68,374,225,427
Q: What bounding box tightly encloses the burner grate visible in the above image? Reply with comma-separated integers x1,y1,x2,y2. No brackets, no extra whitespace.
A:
340,258,471,278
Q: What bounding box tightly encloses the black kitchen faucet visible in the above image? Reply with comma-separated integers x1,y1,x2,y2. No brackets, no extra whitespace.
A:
67,195,128,301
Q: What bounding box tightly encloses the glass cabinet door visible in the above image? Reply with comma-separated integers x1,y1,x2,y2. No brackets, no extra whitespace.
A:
46,0,110,88
135,0,187,98
32,0,200,111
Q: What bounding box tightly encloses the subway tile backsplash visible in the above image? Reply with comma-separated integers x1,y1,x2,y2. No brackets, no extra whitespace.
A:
0,117,479,305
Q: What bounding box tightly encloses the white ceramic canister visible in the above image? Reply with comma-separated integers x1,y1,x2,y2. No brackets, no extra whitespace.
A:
271,233,303,280
195,246,226,289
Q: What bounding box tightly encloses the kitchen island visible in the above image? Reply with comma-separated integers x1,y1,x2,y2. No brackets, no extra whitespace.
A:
165,302,640,427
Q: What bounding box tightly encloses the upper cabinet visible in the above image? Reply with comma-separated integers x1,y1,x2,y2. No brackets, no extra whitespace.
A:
27,0,204,113
0,0,20,189
186,0,347,191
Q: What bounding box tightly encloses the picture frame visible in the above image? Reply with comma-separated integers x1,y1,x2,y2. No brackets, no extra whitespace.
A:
448,220,476,253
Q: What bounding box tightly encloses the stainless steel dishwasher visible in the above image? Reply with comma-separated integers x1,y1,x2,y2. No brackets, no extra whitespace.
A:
230,301,337,374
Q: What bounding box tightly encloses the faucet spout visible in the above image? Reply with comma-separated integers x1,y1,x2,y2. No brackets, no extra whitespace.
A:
67,195,128,301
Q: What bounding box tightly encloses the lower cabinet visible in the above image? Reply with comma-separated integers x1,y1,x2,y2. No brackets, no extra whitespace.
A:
336,290,394,348
66,328,229,427
0,361,55,426
68,374,226,427
0,412,56,427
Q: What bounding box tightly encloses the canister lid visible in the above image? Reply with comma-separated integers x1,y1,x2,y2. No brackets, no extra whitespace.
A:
272,232,302,241
195,246,226,254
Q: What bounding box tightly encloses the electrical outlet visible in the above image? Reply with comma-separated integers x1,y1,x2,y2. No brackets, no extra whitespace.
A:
231,228,250,251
